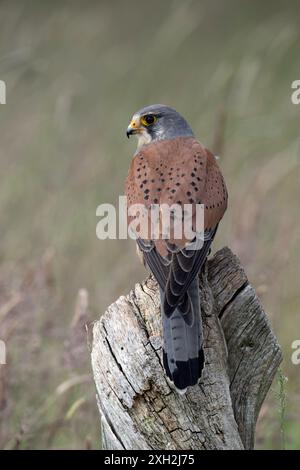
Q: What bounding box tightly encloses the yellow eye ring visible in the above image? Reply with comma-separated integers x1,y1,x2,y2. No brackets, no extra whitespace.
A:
141,114,157,126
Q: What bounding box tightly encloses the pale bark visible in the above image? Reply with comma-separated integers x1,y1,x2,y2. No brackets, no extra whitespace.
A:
91,247,282,450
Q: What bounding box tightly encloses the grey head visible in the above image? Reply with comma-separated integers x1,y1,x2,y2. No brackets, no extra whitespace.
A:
126,104,194,150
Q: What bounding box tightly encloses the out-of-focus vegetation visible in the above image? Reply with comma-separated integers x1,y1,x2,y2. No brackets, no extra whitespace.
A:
0,0,299,449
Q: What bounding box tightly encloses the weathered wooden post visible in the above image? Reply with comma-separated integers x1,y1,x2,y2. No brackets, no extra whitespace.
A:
91,247,282,450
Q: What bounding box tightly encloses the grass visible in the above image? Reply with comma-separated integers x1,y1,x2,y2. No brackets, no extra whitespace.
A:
0,0,300,449
277,369,288,450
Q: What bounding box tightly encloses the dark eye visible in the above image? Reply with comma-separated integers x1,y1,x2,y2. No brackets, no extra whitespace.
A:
141,114,157,126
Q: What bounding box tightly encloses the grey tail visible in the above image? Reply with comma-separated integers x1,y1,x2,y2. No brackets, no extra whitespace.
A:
160,278,204,392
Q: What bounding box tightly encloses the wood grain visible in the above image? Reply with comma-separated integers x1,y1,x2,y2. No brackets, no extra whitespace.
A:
91,247,282,450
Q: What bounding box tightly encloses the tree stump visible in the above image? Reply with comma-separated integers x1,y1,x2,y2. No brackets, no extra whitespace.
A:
91,247,282,450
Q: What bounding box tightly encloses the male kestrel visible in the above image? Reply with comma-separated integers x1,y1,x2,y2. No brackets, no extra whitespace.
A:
125,105,228,393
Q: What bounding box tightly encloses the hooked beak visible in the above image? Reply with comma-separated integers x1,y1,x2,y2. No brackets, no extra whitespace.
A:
126,117,142,138
126,127,135,138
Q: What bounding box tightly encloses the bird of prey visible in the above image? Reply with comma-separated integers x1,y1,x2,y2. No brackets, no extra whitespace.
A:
125,104,228,393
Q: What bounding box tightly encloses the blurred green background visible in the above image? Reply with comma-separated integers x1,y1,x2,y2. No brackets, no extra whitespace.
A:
0,0,299,449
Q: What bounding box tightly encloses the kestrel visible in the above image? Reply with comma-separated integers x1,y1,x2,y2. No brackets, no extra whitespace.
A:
125,105,228,393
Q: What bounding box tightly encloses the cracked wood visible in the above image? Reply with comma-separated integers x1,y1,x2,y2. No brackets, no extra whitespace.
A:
91,247,282,450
